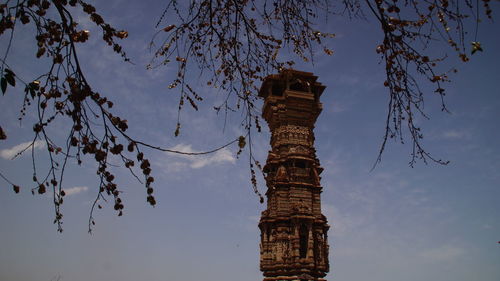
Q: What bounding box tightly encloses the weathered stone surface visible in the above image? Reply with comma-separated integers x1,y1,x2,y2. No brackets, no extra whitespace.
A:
259,70,330,281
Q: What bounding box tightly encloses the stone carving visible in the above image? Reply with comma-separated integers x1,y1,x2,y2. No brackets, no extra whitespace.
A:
311,167,321,186
275,165,288,182
272,125,312,147
292,199,311,214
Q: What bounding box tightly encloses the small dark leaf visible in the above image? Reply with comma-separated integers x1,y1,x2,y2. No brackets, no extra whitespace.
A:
1,77,7,94
0,126,6,140
238,136,246,149
174,123,180,137
127,142,135,152
471,41,483,55
4,69,15,87
186,96,198,111
163,25,176,32
115,30,128,39
38,184,46,194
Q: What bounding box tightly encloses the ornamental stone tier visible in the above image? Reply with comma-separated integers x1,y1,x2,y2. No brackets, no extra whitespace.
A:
258,70,330,281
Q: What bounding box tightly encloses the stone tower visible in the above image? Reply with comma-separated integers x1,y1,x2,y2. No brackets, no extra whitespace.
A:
258,70,330,281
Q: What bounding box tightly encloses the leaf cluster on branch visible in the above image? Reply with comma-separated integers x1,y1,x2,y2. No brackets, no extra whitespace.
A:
0,0,241,233
365,0,491,167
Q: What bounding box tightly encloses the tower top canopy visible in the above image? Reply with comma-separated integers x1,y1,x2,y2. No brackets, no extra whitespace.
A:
258,69,326,100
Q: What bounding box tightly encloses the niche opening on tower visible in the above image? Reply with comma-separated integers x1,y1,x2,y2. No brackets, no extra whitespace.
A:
299,224,309,258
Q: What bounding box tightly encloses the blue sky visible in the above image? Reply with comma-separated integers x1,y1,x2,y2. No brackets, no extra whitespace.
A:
1,1,499,281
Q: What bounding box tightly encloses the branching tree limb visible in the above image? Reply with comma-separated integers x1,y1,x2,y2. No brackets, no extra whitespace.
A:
0,0,246,232
0,0,495,232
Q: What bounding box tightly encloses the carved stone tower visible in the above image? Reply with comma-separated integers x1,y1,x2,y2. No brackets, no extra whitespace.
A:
258,70,330,281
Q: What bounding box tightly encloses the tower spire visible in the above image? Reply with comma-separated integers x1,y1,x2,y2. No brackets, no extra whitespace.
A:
258,70,330,281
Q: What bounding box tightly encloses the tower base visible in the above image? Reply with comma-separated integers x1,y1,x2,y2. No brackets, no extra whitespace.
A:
263,277,326,281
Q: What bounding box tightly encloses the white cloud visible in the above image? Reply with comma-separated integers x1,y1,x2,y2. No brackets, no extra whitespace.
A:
330,101,350,113
191,148,235,168
322,203,349,235
440,129,471,140
166,143,236,170
63,186,89,196
481,224,492,229
337,74,360,86
0,140,45,159
322,203,369,237
247,215,260,223
163,161,189,173
47,186,89,198
419,244,465,262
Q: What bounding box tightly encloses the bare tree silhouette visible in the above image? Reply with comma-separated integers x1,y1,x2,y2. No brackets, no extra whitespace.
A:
0,0,494,231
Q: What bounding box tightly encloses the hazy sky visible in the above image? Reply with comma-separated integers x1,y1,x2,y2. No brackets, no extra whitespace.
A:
1,1,499,281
